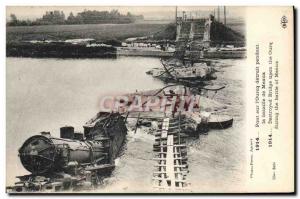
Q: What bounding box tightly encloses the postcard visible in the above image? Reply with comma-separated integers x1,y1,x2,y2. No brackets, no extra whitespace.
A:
6,6,294,193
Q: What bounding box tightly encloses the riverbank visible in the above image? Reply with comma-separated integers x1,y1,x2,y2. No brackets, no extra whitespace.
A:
6,20,246,59
6,23,168,43
6,23,171,58
7,42,117,58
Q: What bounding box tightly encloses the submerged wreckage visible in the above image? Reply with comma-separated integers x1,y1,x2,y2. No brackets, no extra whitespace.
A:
7,84,233,193
146,58,216,84
7,112,127,193
118,85,233,136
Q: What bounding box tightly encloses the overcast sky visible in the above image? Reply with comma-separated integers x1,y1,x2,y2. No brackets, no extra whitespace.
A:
6,6,245,21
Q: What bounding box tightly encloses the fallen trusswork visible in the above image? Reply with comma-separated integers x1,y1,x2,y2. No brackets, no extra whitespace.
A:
146,60,216,82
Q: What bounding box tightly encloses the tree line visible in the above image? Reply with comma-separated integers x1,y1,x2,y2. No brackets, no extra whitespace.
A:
7,9,144,26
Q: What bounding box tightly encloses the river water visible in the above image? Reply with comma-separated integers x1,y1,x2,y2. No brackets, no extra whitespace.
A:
6,56,246,192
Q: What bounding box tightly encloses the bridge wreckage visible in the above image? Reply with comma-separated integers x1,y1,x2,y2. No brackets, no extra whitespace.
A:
7,9,240,193
7,82,233,193
7,112,127,192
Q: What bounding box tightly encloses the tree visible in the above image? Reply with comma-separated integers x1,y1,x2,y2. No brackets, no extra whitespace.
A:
8,14,19,26
10,14,17,22
68,12,75,19
7,9,144,26
67,12,76,24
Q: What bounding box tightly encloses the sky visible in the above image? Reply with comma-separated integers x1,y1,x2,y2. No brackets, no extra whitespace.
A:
6,6,246,21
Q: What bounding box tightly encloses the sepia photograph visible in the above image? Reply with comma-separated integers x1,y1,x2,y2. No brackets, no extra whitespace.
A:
5,5,294,194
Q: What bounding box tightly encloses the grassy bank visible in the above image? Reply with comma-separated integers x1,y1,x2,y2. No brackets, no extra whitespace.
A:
6,23,168,43
7,42,117,58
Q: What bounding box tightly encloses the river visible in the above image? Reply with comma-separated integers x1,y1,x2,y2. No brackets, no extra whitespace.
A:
6,56,246,192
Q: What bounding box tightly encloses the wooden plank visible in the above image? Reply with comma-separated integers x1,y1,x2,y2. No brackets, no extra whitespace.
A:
161,118,169,138
152,116,189,191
